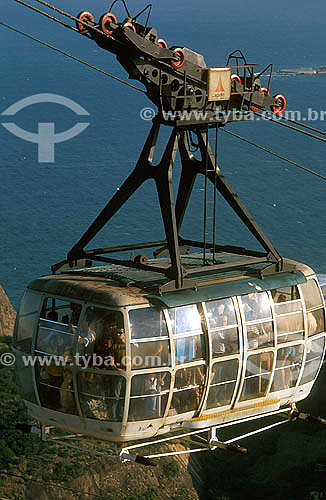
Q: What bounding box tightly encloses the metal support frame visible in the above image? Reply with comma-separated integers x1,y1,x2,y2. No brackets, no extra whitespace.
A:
61,117,284,290
24,404,326,465
120,406,293,463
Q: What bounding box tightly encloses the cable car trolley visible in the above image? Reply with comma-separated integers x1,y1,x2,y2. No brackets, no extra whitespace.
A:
7,0,326,464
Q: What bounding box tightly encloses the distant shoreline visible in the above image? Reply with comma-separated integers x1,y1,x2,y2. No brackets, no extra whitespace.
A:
274,66,326,76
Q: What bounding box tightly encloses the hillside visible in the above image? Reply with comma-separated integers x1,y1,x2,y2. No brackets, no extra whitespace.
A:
0,285,16,336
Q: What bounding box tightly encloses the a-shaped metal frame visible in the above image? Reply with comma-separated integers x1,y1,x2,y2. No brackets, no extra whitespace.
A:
62,117,285,291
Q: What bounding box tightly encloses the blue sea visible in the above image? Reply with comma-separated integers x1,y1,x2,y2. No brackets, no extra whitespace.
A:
1,0,326,309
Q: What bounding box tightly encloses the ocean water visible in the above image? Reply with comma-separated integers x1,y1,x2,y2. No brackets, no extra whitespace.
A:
1,0,326,309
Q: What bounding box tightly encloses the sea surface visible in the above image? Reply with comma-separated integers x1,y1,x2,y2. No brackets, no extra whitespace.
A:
1,0,326,309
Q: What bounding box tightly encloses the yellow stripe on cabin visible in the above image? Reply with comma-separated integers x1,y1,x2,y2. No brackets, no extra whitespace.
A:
185,399,281,422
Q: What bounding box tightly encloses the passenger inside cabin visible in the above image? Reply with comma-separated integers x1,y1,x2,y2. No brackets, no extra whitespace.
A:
212,313,228,355
79,371,108,420
46,310,58,322
173,366,205,413
62,302,82,327
78,308,97,356
143,373,161,417
101,324,126,421
242,293,260,319
60,368,76,413
276,294,298,388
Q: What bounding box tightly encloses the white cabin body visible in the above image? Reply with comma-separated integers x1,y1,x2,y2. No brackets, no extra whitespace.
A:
12,253,326,442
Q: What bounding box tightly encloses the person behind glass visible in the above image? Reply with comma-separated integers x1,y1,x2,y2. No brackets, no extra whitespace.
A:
79,371,108,420
212,303,228,355
143,373,161,417
46,310,58,322
62,302,82,327
40,334,71,409
276,293,294,388
60,369,75,413
78,309,96,357
244,294,266,349
215,303,228,327
40,335,65,386
104,327,126,421
243,293,261,320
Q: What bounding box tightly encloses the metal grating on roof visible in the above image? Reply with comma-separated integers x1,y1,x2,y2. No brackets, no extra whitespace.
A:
60,252,272,290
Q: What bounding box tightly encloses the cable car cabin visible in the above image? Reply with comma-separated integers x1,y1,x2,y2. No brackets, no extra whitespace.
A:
12,253,326,443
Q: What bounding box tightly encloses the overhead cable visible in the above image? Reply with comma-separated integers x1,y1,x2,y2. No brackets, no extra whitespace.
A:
254,111,326,144
0,22,147,94
222,128,326,180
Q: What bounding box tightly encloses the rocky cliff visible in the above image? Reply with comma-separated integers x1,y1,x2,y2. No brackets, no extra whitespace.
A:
0,285,16,335
4,442,201,500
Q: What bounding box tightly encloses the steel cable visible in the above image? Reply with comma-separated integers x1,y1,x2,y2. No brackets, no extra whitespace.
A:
264,109,326,137
13,0,111,40
221,128,326,180
0,22,147,94
13,0,83,35
254,111,326,143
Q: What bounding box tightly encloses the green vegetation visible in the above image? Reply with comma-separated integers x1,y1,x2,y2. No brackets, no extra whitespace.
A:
171,486,197,500
0,338,42,470
93,486,159,500
162,460,180,478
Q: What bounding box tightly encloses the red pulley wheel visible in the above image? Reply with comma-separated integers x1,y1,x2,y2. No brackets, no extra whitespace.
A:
157,38,168,49
99,12,118,36
124,22,136,33
261,87,270,96
271,94,287,114
231,74,241,85
76,11,95,35
171,48,185,69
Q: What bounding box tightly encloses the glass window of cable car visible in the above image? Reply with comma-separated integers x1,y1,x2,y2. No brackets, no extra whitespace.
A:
35,298,77,413
299,337,325,386
35,352,77,414
321,283,326,302
240,352,274,401
15,353,38,404
270,344,303,392
35,298,125,415
300,280,326,336
76,306,125,369
205,359,238,409
273,286,304,343
167,305,205,364
170,365,206,414
240,292,274,350
36,298,77,356
205,298,239,357
14,290,42,353
128,307,170,369
128,371,170,421
77,371,126,422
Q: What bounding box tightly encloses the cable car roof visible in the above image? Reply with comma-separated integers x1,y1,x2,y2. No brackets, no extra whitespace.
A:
148,269,307,308
27,252,311,308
